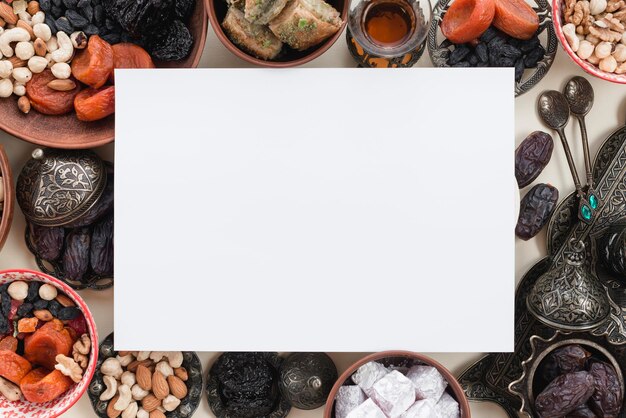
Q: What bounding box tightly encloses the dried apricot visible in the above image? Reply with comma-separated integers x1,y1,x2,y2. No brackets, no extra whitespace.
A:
71,35,114,89
74,86,115,122
26,70,81,116
21,368,73,403
0,350,33,384
24,319,73,370
493,0,539,40
0,336,18,352
441,0,495,44
18,317,39,333
109,43,155,83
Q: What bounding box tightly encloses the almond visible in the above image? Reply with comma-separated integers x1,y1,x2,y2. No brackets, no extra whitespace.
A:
141,394,161,412
136,364,152,391
8,57,26,68
17,96,30,114
27,1,39,15
33,37,46,56
107,395,121,418
167,375,187,399
152,371,169,400
47,79,76,92
0,17,6,28
33,309,52,321
174,367,188,382
0,3,17,25
128,359,153,373
149,411,166,418
55,294,75,307
16,20,34,40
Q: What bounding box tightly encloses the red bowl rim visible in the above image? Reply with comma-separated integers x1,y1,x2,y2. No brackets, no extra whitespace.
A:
0,268,99,418
552,0,626,83
323,350,472,418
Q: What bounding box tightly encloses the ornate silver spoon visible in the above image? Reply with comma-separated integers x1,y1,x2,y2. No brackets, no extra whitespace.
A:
564,76,594,189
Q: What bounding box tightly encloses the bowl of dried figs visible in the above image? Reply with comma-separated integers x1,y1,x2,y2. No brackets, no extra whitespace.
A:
206,0,349,66
0,0,208,149
0,144,13,253
0,269,99,418
510,334,625,417
324,351,470,418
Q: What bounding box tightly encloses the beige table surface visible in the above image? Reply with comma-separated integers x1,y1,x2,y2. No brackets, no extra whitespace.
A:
1,22,626,417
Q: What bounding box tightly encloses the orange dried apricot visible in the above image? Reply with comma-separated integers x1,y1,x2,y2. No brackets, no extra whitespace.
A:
21,368,73,403
71,35,114,89
441,0,495,44
0,336,18,352
26,69,81,116
0,350,33,384
18,317,39,333
24,319,73,370
74,86,115,122
109,43,155,83
493,0,539,40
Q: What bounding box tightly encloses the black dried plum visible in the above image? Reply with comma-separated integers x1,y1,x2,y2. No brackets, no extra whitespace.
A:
90,214,113,276
475,42,488,63
536,371,595,417
31,224,65,261
515,57,524,82
1,292,10,317
66,9,89,27
55,16,74,33
33,299,48,310
58,306,80,320
516,183,559,240
17,303,33,317
448,45,470,65
145,19,193,61
103,0,176,37
27,282,41,302
525,45,545,68
48,300,61,317
515,131,554,188
589,361,622,417
65,170,113,228
63,227,91,282
175,0,195,20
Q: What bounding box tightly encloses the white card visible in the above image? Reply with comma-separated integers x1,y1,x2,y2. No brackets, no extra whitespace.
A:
114,68,515,352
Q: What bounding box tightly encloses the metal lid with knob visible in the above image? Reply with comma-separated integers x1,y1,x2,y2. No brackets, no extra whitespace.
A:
16,148,107,227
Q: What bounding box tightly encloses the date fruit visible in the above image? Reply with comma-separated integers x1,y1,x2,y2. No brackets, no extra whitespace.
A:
515,131,554,188
589,361,622,417
535,371,595,417
567,405,597,417
31,224,65,261
542,345,591,382
90,214,113,276
64,168,113,228
516,183,559,240
62,227,91,282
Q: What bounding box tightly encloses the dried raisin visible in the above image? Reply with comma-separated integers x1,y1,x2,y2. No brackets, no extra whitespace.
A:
26,282,41,303
145,19,193,61
515,183,559,240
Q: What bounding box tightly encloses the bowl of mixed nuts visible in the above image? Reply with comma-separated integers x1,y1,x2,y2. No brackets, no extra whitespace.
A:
0,269,99,418
555,0,626,82
0,144,13,253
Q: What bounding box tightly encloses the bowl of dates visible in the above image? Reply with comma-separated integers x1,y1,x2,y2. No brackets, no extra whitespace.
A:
554,0,626,83
0,145,13,253
206,0,349,67
0,0,208,149
0,269,99,418
427,0,558,96
324,351,470,418
510,335,625,417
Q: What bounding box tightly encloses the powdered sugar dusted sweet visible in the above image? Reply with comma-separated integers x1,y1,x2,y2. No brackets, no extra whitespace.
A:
346,399,387,418
435,392,460,418
336,386,368,418
369,370,416,418
407,365,448,401
400,399,437,418
352,362,390,395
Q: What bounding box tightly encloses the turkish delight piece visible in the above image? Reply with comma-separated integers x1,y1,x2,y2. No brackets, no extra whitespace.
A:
400,399,436,418
352,362,389,395
369,370,416,418
335,386,367,418
407,365,448,401
434,393,460,418
346,399,387,418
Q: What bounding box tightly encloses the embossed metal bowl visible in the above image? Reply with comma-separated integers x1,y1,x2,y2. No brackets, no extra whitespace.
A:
427,0,558,96
0,269,98,418
89,333,204,418
509,332,625,417
0,144,14,252
324,351,471,418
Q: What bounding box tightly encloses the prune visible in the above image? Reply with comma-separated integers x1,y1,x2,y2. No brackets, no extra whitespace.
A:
31,224,65,261
515,183,558,240
542,345,591,382
62,227,91,282
535,371,595,417
448,45,470,65
27,282,41,302
515,57,524,82
566,405,597,417
66,9,88,27
64,169,113,228
475,42,488,62
145,19,193,61
90,214,113,275
33,300,48,310
1,292,11,317
58,307,80,320
103,0,176,37
175,0,195,20
525,45,545,68
515,131,554,188
589,361,622,417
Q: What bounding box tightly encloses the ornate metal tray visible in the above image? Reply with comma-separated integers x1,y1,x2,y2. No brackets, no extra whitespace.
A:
457,120,626,416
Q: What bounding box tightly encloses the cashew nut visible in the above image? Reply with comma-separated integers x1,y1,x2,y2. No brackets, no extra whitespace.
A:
0,28,31,57
7,281,28,300
55,354,83,383
0,79,12,98
117,353,134,367
114,384,132,411
563,23,580,51
595,41,613,58
12,67,32,84
121,371,136,387
131,384,149,401
155,361,174,377
600,54,618,71
51,31,73,63
13,82,25,96
0,376,22,401
137,408,149,418
100,375,118,401
28,55,47,73
15,41,34,60
162,394,181,412
577,39,596,59
46,35,57,52
162,352,183,368
17,12,31,25
137,351,151,361
31,11,45,25
122,401,138,418
101,357,123,379
33,23,51,42
0,61,11,78
38,283,57,300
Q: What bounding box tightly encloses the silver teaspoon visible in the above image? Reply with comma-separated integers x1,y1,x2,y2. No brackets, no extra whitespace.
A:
564,76,594,189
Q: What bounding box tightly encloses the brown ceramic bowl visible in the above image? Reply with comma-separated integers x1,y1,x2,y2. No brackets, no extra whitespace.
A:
324,351,471,418
206,0,348,67
0,144,13,252
1,0,208,149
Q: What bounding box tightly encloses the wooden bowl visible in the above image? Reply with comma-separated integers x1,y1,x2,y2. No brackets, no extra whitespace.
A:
206,0,348,67
2,0,208,149
0,144,13,252
324,351,471,418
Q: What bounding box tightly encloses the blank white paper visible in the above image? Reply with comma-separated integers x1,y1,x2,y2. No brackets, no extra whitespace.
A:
114,68,515,352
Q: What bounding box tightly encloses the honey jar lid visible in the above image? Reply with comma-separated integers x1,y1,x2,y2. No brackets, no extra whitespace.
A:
16,148,107,227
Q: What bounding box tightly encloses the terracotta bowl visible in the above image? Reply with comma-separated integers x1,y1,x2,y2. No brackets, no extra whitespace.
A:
553,0,626,83
324,351,471,418
1,0,209,149
206,0,348,67
0,145,13,252
0,269,99,418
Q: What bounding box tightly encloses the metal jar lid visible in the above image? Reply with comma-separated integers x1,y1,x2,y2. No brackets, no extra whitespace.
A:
17,148,107,227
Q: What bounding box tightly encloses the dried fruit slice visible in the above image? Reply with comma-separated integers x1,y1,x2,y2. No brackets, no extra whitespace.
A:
0,350,33,384
109,43,155,83
26,69,81,116
441,0,495,44
0,336,18,352
24,319,74,370
71,35,114,89
492,0,539,40
74,86,115,122
20,368,73,403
